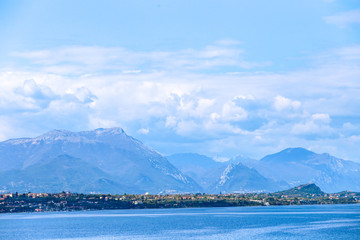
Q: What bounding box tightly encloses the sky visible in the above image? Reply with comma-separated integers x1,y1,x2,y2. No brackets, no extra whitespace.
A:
0,0,360,161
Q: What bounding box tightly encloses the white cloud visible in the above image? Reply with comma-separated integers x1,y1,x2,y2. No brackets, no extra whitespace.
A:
312,113,330,123
349,135,360,141
67,87,97,104
0,116,16,141
1,42,360,161
343,122,356,131
213,156,230,162
324,9,360,28
88,117,117,130
215,39,243,46
137,128,149,135
291,113,333,137
196,98,215,116
15,79,53,98
221,101,248,121
176,120,198,136
165,116,177,128
335,45,360,61
234,95,255,101
122,70,141,74
273,95,301,112
11,41,269,75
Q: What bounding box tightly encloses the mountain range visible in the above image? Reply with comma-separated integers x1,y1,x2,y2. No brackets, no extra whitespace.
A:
0,128,200,194
0,128,359,194
244,147,360,193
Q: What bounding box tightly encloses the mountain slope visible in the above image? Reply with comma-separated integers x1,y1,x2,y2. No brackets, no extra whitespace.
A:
0,128,200,194
245,147,360,192
0,155,131,193
209,162,282,193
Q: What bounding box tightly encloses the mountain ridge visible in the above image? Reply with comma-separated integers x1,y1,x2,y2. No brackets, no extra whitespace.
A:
1,129,360,194
244,147,360,192
0,128,200,194
209,162,282,193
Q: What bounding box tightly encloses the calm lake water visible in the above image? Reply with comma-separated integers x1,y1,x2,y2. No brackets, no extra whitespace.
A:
1,204,359,239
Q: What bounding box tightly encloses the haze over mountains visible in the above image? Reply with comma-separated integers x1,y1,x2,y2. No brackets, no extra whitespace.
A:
0,128,359,194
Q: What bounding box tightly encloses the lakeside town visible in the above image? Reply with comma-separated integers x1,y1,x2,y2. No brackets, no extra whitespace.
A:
1,184,359,213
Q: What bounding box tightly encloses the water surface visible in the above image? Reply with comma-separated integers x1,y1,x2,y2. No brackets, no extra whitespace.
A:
1,204,359,239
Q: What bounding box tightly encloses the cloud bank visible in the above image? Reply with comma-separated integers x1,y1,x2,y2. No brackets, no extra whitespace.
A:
1,41,360,161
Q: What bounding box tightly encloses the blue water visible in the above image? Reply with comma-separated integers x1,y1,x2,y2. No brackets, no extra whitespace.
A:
0,204,359,239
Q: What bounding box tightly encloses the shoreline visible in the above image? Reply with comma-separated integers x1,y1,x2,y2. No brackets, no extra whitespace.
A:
2,191,359,214
1,203,360,216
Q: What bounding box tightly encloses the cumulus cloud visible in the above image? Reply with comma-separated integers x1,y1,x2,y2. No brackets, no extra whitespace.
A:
161,94,246,138
0,74,100,139
14,79,56,109
1,41,360,161
291,113,334,138
176,120,198,136
67,87,97,104
137,128,150,135
312,113,330,123
221,101,248,121
273,95,301,112
15,79,53,99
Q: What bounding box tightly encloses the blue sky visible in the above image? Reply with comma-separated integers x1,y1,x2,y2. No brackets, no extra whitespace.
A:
0,0,360,161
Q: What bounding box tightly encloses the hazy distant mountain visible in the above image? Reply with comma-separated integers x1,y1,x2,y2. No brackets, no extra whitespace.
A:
167,153,226,189
245,147,360,193
209,162,282,193
168,153,284,193
0,128,200,194
1,129,359,194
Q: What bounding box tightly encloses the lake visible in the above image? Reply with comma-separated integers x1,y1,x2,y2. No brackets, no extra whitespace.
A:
0,204,359,239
